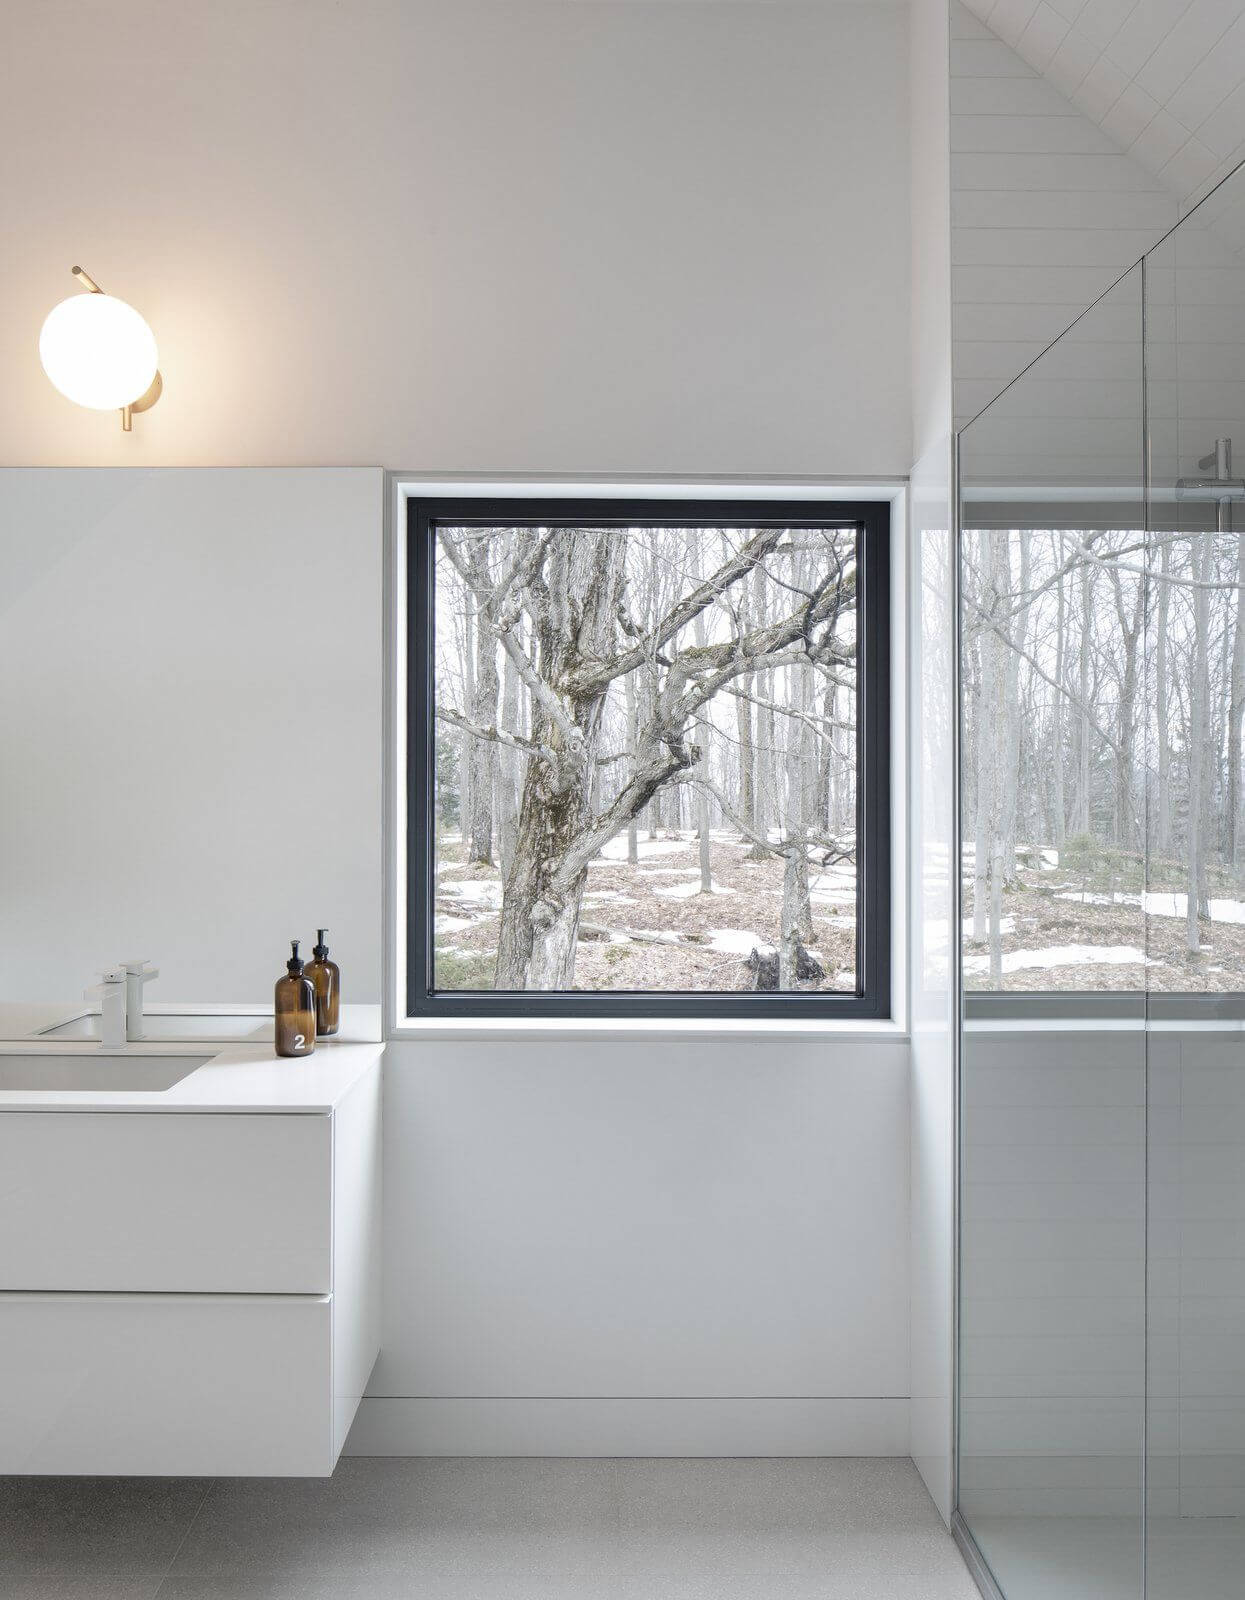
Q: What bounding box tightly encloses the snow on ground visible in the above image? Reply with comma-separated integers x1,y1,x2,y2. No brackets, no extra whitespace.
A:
959,843,1054,868
582,890,639,907
810,869,856,907
433,914,475,934
706,928,775,956
653,878,737,900
595,837,688,863
1055,889,1245,925
439,879,504,909
962,943,1156,976
1011,842,1060,869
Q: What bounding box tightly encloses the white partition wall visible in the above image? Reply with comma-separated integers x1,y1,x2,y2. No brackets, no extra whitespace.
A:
0,468,383,1004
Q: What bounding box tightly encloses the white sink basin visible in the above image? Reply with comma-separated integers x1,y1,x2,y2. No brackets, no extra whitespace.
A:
39,1013,272,1043
0,1054,209,1092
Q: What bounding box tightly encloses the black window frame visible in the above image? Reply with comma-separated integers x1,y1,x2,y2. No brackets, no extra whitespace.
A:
407,496,891,1020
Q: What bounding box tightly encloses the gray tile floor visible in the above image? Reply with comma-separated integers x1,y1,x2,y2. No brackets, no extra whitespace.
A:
0,1458,979,1600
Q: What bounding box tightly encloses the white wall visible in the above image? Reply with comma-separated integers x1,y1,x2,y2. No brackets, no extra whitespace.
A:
347,1034,911,1456
0,0,912,479
360,474,915,1456
0,468,383,1003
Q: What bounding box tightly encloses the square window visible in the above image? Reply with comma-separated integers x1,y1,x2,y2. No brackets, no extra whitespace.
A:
407,498,891,1018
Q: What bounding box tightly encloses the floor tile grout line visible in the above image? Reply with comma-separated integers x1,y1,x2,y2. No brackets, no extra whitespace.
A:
151,1478,216,1596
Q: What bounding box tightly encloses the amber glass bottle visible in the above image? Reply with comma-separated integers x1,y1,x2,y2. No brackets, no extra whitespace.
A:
275,940,317,1058
306,927,340,1037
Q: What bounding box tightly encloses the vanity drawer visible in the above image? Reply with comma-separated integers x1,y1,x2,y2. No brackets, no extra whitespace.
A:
0,1112,331,1293
0,1291,335,1475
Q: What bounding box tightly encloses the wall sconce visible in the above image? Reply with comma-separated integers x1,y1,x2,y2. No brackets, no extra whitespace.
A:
39,267,163,432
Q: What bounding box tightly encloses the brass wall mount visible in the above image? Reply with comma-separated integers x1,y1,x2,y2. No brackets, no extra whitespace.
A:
64,265,163,432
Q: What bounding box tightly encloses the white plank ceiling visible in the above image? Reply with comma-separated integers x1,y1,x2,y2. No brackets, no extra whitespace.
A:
959,0,1245,208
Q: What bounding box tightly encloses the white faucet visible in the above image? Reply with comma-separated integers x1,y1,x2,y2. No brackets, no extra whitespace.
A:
85,967,128,1050
122,959,159,1041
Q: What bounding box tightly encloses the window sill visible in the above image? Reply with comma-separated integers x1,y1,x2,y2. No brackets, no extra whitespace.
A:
388,1016,908,1044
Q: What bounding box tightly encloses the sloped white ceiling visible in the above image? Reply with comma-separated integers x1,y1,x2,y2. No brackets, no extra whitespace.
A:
960,0,1245,207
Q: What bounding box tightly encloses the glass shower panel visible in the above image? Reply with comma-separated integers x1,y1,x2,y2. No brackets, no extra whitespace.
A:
1143,165,1245,1600
958,262,1148,1600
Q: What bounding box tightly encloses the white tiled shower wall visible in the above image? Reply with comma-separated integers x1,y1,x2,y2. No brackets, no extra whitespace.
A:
959,1025,1245,1519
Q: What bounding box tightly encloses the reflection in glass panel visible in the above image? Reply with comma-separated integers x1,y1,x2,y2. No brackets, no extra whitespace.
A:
957,262,1147,1600
960,524,1149,993
1144,167,1245,1600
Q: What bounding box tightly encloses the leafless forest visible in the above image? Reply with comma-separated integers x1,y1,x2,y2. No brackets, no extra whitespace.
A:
432,524,861,994
962,522,1245,992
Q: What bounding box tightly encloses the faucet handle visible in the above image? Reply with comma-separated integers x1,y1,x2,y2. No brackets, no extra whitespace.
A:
122,959,159,981
85,966,126,1000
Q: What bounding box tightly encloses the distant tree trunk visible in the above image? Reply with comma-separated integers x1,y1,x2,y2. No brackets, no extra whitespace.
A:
1156,538,1171,858
1214,588,1231,865
693,563,713,893
779,845,802,990
498,648,521,878
646,662,660,842
1230,528,1245,874
797,673,817,944
624,670,640,865
1001,531,1029,885
752,562,773,843
834,682,850,832
971,630,988,945
1076,561,1092,835
816,674,835,830
1188,530,1212,952
976,533,1009,983
987,644,1006,986
737,689,756,846
461,604,475,847
1052,539,1066,845
784,668,803,838
1110,566,1143,851
697,773,712,892
468,601,499,865
645,531,663,840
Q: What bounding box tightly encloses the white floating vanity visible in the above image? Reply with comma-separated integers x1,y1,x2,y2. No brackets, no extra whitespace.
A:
0,1004,383,1477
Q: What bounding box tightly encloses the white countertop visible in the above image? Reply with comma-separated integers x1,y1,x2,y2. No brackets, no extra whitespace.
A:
0,1000,382,1045
0,1036,385,1114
